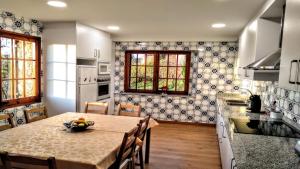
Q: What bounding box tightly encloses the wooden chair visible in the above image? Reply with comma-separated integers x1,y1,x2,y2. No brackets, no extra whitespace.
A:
117,103,141,117
85,102,109,115
134,116,151,169
0,114,14,132
24,106,48,123
0,151,57,169
110,126,140,169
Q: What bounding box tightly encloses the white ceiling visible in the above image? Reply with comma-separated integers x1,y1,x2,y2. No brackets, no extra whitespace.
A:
0,0,267,41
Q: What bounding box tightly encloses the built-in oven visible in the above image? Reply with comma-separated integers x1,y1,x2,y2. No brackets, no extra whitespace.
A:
97,76,110,100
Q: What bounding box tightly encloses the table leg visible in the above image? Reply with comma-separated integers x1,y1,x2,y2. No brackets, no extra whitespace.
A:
145,128,151,164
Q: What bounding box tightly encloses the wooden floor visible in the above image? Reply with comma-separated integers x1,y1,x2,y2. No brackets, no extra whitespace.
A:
144,123,221,169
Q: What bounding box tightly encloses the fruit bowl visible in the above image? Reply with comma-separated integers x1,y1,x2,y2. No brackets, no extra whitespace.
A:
63,117,94,132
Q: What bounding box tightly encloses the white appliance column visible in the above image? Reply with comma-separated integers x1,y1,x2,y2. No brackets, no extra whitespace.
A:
77,65,98,112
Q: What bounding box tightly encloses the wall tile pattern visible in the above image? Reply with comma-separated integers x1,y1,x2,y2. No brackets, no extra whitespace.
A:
262,83,300,125
241,79,300,125
0,11,44,126
113,41,240,123
0,11,43,36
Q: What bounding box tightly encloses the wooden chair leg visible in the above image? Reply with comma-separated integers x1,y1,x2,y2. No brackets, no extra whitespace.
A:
139,148,144,169
131,157,135,169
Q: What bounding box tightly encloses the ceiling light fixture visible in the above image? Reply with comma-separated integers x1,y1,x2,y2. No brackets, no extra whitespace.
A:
212,23,226,28
47,0,67,8
107,26,120,31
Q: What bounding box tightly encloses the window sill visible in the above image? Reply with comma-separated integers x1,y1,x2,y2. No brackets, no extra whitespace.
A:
0,100,42,110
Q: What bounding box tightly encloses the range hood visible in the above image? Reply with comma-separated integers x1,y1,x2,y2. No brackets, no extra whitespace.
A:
244,4,285,71
244,48,281,70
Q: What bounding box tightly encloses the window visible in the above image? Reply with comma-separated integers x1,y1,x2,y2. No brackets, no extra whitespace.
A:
125,51,191,95
46,44,76,99
0,30,41,108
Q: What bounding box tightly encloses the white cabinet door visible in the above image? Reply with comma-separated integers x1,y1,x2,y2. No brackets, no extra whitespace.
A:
98,37,112,63
217,115,236,169
76,23,98,60
78,84,97,112
279,0,300,91
78,67,89,84
238,21,257,79
78,66,97,84
89,67,98,84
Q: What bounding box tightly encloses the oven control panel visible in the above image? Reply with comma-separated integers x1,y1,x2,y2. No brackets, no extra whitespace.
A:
97,75,111,82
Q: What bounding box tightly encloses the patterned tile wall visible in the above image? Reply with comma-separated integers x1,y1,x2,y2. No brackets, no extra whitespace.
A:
241,79,300,125
262,84,300,125
0,11,43,36
0,11,44,126
113,41,240,124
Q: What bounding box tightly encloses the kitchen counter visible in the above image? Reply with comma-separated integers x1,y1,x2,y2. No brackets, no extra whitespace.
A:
217,93,300,169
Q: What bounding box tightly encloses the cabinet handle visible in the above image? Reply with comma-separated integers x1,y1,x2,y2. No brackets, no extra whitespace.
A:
219,137,223,143
220,122,226,138
245,69,249,77
297,60,300,85
94,49,97,58
231,157,237,169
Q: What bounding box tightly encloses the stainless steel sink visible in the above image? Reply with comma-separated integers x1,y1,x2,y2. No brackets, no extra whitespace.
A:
226,100,248,106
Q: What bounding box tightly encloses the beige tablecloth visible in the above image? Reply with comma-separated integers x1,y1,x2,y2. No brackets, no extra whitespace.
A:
0,112,158,169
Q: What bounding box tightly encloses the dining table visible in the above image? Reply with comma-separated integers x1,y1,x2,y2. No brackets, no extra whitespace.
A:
0,112,159,169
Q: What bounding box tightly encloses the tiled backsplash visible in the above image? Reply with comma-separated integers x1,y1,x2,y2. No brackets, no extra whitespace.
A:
113,41,240,123
0,11,44,126
241,79,300,125
263,84,300,125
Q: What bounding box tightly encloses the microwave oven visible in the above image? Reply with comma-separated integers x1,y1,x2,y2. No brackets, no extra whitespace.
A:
98,62,111,75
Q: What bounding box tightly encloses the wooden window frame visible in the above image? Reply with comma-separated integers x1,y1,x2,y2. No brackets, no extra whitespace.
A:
0,30,41,109
124,50,191,95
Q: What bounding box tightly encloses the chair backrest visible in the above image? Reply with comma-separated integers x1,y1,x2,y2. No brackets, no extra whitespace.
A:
0,152,57,169
85,102,109,115
0,114,14,131
24,106,48,123
114,126,140,168
137,116,151,141
117,103,141,117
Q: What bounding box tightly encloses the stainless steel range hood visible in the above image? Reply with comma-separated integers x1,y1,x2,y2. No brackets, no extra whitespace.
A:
244,48,281,70
244,3,285,71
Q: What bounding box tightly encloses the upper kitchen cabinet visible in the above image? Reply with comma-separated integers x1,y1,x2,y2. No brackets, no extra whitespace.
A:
238,20,258,80
237,0,285,81
279,0,300,91
76,23,112,62
98,35,112,63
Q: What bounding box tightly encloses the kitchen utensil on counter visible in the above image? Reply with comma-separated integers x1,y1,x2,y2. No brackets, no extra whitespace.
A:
239,88,262,112
269,101,283,119
249,95,261,112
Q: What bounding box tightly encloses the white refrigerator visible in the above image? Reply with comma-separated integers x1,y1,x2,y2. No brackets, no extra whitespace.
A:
77,65,98,112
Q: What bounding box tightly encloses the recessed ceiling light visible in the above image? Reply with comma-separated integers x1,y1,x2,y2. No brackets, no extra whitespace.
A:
47,0,67,8
107,26,120,31
212,23,226,28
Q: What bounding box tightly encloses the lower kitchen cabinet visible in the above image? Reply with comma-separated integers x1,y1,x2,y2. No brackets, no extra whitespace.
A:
217,114,237,169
